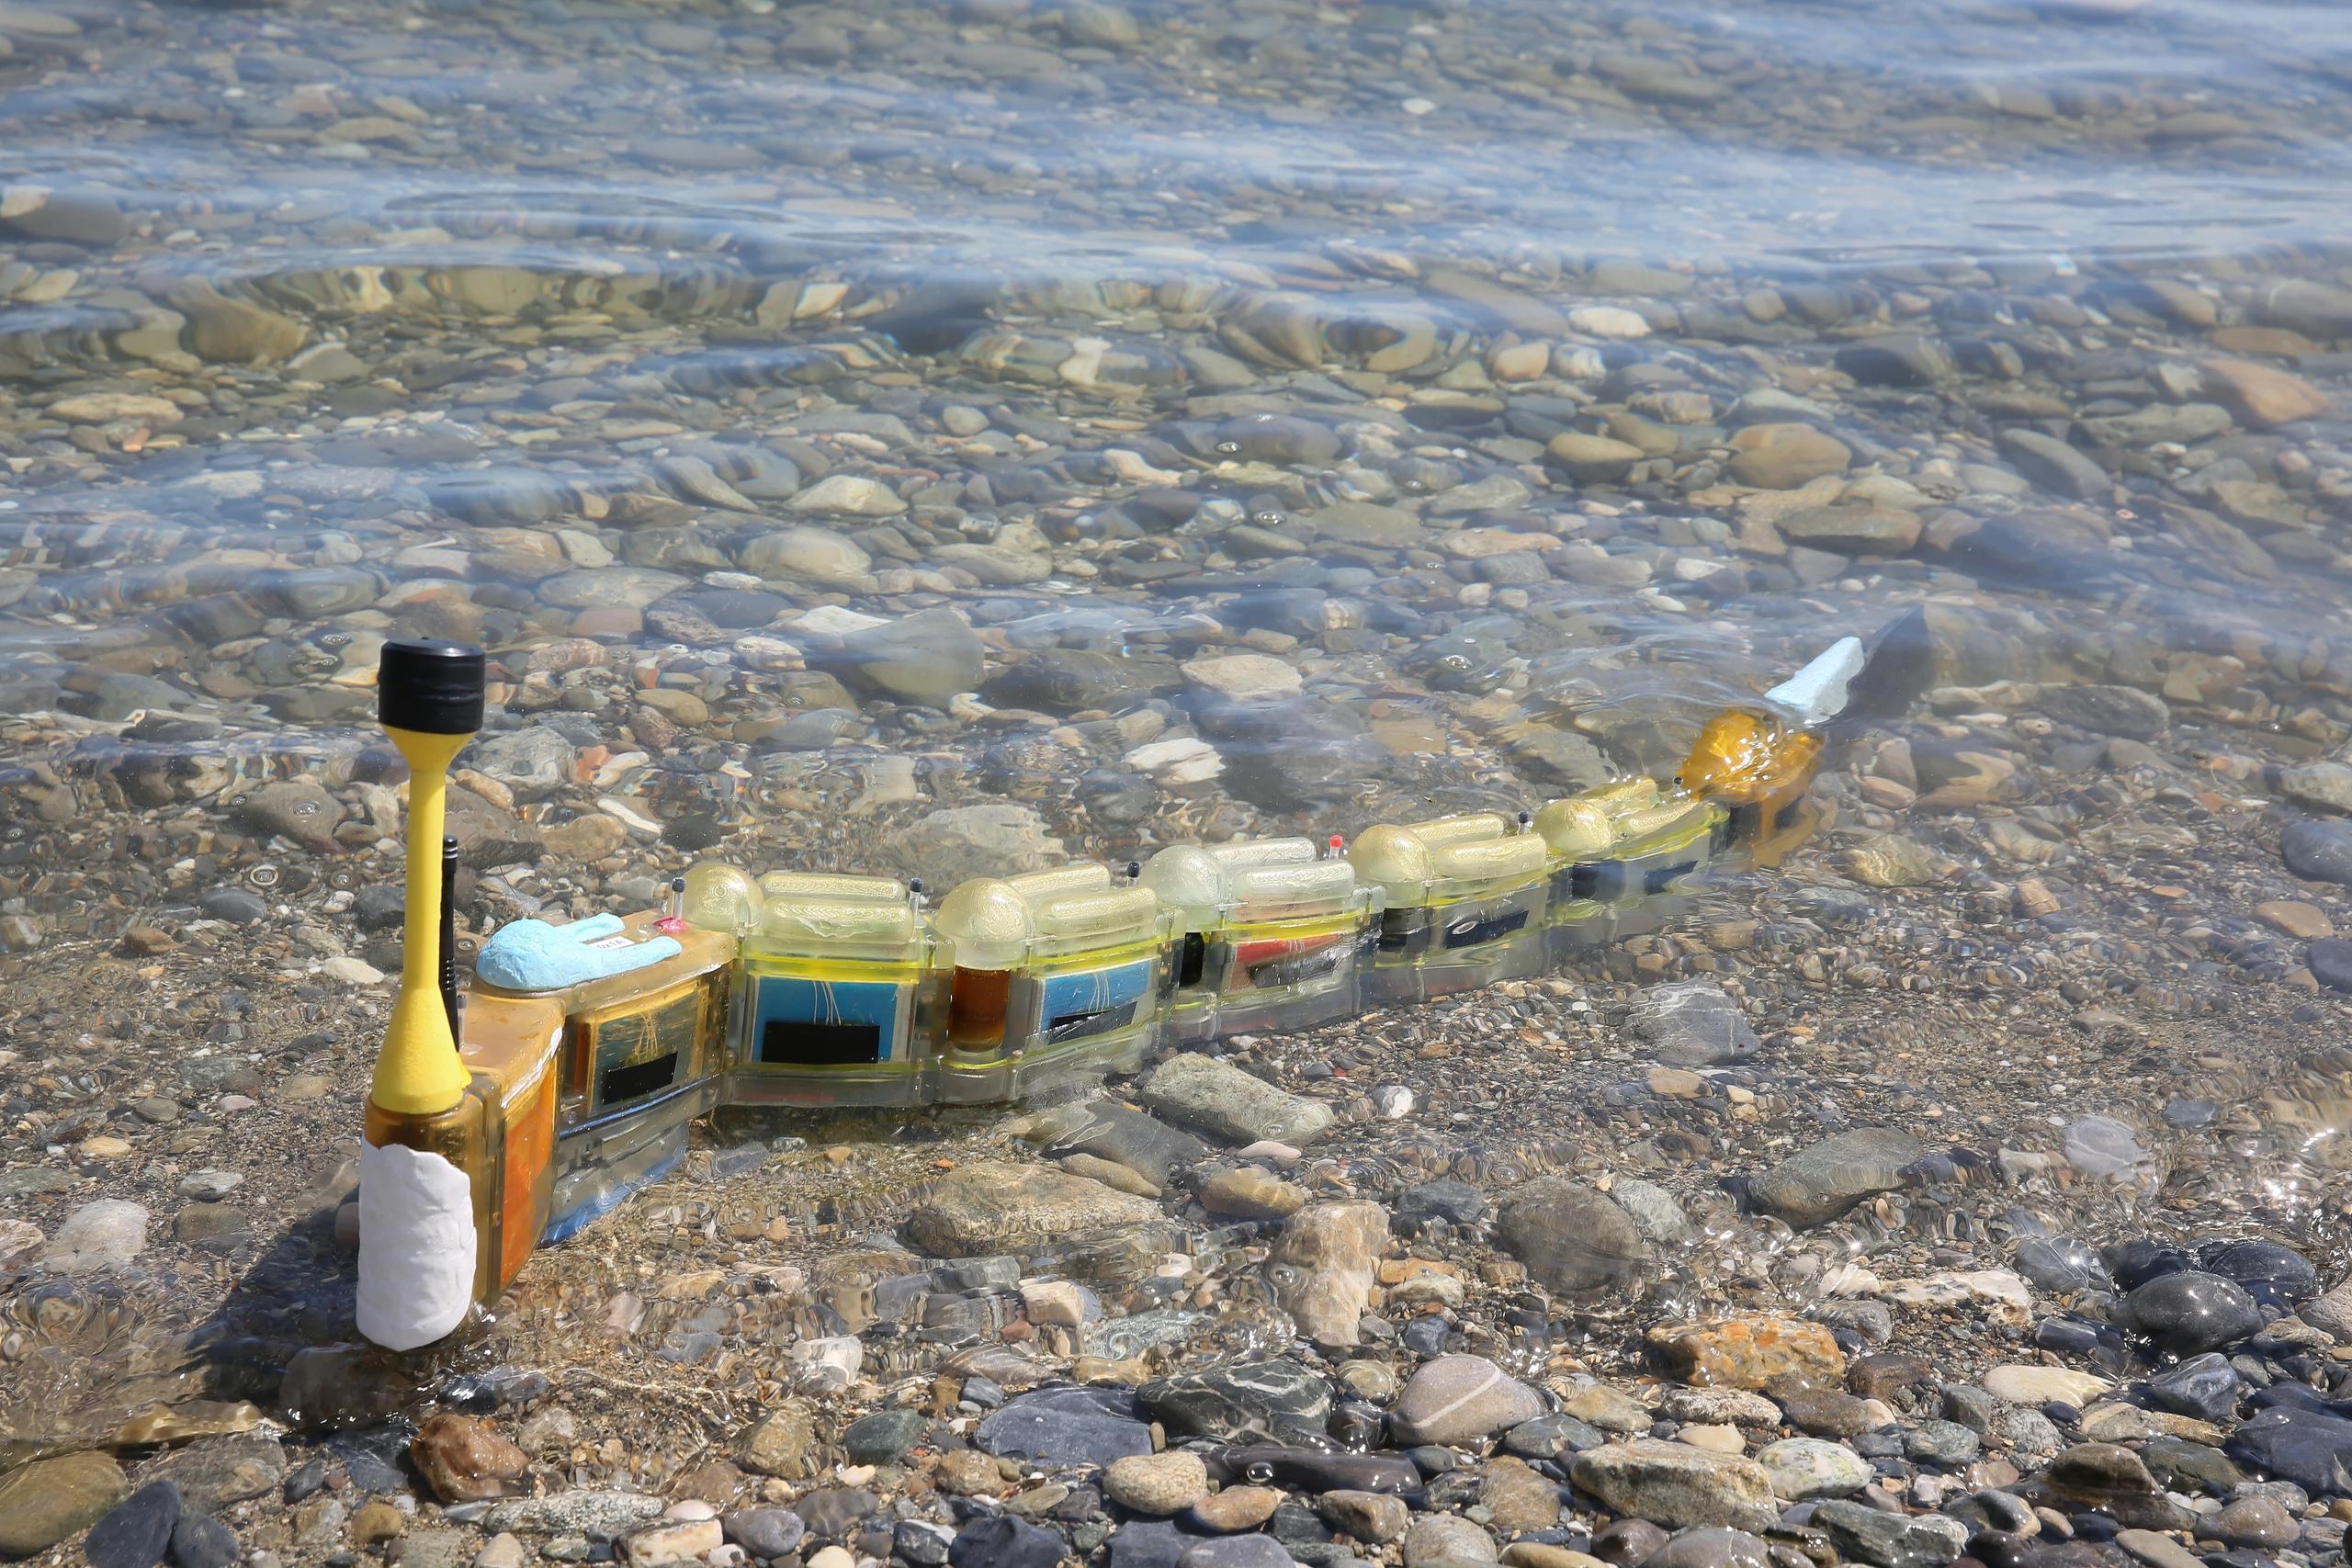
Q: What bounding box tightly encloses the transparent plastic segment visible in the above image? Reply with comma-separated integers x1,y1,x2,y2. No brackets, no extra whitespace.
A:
1227,858,1361,920
681,862,761,934
753,877,921,958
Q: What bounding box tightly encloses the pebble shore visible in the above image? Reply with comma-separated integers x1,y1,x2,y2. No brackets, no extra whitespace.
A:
8,0,2352,1564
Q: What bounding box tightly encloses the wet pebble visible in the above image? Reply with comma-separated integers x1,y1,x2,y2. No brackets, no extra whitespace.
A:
1389,1355,1544,1446
2282,819,2352,886
2120,1271,2265,1356
85,1482,181,1568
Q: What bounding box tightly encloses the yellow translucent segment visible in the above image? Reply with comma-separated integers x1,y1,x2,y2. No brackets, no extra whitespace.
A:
682,863,762,932
1612,798,1721,854
1589,778,1660,817
1137,847,1229,926
757,870,903,903
1035,886,1162,943
757,897,919,950
1349,825,1437,889
1005,864,1113,900
1430,833,1547,881
1403,813,1511,847
933,879,1036,969
1534,798,1613,858
1208,838,1318,870
1229,860,1357,906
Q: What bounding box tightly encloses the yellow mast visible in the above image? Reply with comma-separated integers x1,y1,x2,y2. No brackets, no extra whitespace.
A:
368,640,485,1116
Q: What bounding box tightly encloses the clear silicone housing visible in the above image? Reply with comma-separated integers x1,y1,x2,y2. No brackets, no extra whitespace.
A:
932,864,1174,1101
1351,814,1554,1002
717,869,949,1108
1143,839,1379,1042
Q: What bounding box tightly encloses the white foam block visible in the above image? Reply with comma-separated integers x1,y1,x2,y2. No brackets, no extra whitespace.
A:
356,1137,478,1351
1765,636,1866,725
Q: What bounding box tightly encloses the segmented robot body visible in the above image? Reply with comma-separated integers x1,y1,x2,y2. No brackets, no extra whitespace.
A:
355,633,1876,1349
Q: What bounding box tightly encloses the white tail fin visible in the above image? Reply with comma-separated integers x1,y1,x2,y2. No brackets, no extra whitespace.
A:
1765,636,1866,726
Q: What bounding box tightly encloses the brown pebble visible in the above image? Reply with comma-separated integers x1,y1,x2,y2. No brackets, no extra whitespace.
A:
349,1500,405,1546
1184,1485,1283,1532
2256,899,2335,941
410,1413,531,1503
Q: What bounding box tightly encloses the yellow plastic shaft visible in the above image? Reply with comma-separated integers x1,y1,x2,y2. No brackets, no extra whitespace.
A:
369,726,473,1116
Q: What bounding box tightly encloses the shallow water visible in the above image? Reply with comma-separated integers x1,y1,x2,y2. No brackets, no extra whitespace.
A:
5,0,2352,1473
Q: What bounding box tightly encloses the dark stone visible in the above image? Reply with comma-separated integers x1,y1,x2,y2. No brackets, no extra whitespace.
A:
1942,1386,1998,1434
979,649,1170,714
894,1519,954,1566
949,1514,1065,1568
2199,1240,2320,1307
1198,695,1397,813
166,1515,238,1568
1399,1316,1451,1357
2284,819,2352,886
1395,1178,1487,1228
1747,1128,1927,1228
1505,1414,1609,1459
1105,1519,1198,1568
1038,1100,1209,1189
1647,1527,1772,1568
1775,1384,1881,1438
427,468,567,525
2104,1242,2194,1292
2120,1272,2265,1355
1594,1517,1672,1565
325,1438,403,1497
1264,1498,1332,1551
723,1508,807,1559
198,887,268,924
2137,1438,2241,1495
155,1437,288,1514
793,1488,878,1538
1836,333,1954,388
1495,1178,1648,1292
2226,1407,2352,1496
672,589,789,629
1211,414,1343,466
282,1459,326,1505
1812,1497,1962,1568
1849,1354,1936,1405
2312,939,2352,994
1906,1421,1983,1467
1136,1360,1330,1445
1206,1448,1419,1495
2029,1445,2194,1529
2147,1353,2245,1425
976,1388,1153,1467
842,1409,930,1465
2033,1319,2103,1358
86,1482,181,1568
2013,1238,2111,1295
1944,1492,2039,1537
1175,1537,1295,1568
1997,430,2109,501
1077,770,1157,826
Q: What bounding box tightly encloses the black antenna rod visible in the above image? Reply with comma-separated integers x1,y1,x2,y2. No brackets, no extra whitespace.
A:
438,834,459,1036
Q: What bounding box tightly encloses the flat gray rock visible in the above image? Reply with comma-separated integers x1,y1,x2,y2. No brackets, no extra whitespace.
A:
1747,1128,1927,1228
